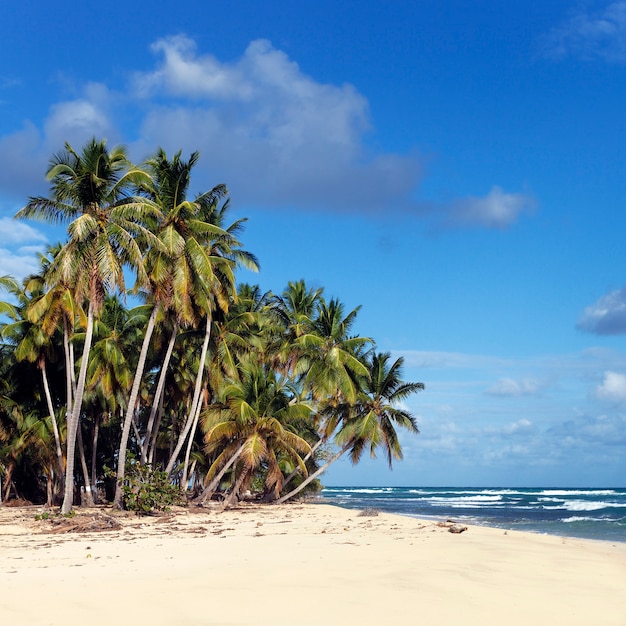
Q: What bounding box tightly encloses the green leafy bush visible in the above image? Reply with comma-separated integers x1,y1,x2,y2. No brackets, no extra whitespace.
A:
111,462,185,514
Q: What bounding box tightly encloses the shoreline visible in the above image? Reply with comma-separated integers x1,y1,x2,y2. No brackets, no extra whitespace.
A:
319,500,626,545
2,502,626,625
320,486,626,544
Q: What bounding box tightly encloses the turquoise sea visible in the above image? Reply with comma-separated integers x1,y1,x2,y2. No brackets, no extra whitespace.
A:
321,487,626,543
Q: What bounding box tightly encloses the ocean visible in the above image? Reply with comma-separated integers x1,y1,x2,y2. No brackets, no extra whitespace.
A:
320,486,626,543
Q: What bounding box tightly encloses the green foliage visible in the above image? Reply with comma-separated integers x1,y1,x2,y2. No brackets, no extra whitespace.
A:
111,462,185,514
34,509,75,521
1,139,424,509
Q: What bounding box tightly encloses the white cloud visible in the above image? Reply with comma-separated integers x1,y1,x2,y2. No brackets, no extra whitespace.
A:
441,186,535,230
543,1,626,62
0,217,47,245
577,286,626,335
128,36,424,213
398,349,511,370
0,122,48,199
0,35,532,230
503,418,534,434
0,82,117,202
0,218,47,280
0,247,43,279
594,370,626,403
45,101,112,150
486,377,545,397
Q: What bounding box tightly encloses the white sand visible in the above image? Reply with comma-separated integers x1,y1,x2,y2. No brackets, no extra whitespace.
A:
1,503,625,625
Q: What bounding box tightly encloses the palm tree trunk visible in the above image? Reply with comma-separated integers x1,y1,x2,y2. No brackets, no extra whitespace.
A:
165,315,212,476
90,414,100,503
282,438,325,490
181,388,205,490
223,466,250,509
40,359,64,481
113,305,159,509
3,461,15,502
61,299,95,514
147,387,165,466
274,442,352,505
76,425,94,506
193,442,247,503
141,321,178,463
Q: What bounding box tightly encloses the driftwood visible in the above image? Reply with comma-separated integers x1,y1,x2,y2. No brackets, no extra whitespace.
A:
436,520,468,534
448,524,468,534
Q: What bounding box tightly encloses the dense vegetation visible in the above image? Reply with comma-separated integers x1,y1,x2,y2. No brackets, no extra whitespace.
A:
0,138,423,512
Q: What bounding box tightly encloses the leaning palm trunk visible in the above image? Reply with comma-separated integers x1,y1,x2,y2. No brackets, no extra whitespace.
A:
3,461,16,501
193,442,247,503
90,414,100,502
141,321,178,464
147,385,165,466
274,442,352,505
165,316,211,477
281,438,325,491
76,426,94,506
223,466,250,509
181,394,204,491
113,305,159,508
40,359,64,483
61,300,95,514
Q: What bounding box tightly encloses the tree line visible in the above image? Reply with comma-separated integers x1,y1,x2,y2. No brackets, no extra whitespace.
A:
0,138,424,513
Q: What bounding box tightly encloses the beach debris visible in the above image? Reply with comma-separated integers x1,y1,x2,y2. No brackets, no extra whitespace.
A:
357,507,380,517
42,513,122,534
448,524,468,534
436,521,468,534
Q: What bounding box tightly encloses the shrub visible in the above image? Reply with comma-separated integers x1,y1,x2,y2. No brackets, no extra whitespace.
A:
110,462,185,514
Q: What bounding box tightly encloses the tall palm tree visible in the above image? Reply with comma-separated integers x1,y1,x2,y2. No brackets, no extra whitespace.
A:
275,351,423,504
113,149,200,505
16,138,158,513
163,189,259,479
0,272,67,500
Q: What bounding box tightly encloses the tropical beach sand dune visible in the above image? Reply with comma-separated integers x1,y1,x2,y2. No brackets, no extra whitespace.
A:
1,503,625,626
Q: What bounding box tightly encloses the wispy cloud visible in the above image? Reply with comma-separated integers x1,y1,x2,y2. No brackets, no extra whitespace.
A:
0,35,531,231
577,286,626,334
440,186,536,230
0,218,47,279
486,377,546,397
0,217,47,245
543,1,626,62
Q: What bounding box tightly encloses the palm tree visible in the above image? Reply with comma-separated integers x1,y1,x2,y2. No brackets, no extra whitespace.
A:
0,272,68,500
163,187,258,479
267,279,324,377
275,351,423,504
296,297,372,405
113,149,200,506
16,138,158,513
202,361,311,506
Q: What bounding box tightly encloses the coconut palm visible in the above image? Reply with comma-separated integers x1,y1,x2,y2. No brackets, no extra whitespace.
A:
296,297,372,405
275,351,422,504
202,361,311,506
163,187,259,479
16,138,159,513
0,272,67,499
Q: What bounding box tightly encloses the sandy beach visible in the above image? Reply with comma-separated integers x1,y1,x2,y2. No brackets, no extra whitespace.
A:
1,503,625,626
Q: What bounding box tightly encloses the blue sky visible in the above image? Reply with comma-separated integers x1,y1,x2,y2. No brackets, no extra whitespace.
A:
1,1,626,487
